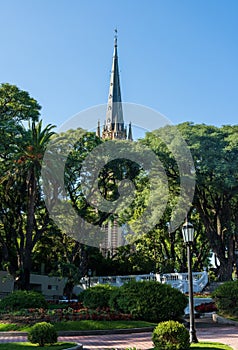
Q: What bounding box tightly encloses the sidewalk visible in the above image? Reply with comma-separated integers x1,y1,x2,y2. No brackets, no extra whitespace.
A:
58,321,238,350
0,318,237,349
60,320,238,350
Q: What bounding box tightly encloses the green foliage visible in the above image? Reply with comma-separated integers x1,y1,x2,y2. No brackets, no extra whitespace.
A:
208,270,219,282
212,280,238,316
28,322,57,347
0,291,48,312
0,83,41,122
0,91,56,290
81,284,118,309
178,123,238,281
109,281,187,322
0,320,156,332
152,320,190,350
190,343,233,349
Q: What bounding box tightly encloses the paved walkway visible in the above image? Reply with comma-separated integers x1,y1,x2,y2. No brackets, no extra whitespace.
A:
0,319,237,349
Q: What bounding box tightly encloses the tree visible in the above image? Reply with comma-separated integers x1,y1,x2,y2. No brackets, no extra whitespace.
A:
0,84,56,289
0,83,40,158
113,126,209,274
136,123,238,280
17,121,55,289
61,126,210,275
40,129,123,280
0,84,40,284
178,123,238,280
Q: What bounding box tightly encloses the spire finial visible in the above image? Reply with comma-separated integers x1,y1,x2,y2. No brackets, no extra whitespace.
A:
114,28,118,46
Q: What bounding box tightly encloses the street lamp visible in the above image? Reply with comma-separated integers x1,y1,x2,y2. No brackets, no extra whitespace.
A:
182,220,198,343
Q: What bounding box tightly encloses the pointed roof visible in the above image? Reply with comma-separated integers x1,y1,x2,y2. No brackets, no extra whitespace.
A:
105,30,124,128
128,122,133,141
96,119,100,138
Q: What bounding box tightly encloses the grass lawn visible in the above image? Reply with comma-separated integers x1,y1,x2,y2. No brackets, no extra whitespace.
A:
191,342,233,349
0,323,234,350
0,343,76,350
218,313,238,323
53,320,156,331
0,342,233,350
0,320,156,332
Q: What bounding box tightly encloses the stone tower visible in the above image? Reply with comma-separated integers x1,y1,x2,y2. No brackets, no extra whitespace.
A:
97,31,133,141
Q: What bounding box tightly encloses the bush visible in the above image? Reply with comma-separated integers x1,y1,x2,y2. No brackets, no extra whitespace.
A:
152,320,190,350
109,280,187,322
0,290,48,312
28,322,57,346
81,284,118,309
212,280,238,317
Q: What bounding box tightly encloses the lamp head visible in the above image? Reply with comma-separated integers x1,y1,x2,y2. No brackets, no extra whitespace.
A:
182,220,194,243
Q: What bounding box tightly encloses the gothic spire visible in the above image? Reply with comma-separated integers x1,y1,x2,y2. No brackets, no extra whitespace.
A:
105,30,124,130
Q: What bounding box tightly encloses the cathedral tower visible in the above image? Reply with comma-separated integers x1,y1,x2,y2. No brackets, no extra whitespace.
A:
101,31,132,141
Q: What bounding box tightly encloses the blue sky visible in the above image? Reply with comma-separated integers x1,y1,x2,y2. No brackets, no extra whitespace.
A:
0,0,237,129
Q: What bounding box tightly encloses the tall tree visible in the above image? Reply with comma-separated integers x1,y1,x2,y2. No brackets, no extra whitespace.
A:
19,121,55,289
0,84,56,289
117,126,212,275
178,123,238,280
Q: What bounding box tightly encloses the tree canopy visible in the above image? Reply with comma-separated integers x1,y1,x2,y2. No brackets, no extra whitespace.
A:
1,83,238,284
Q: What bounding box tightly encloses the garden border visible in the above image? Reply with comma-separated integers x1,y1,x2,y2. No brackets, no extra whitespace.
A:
0,326,155,337
64,344,82,350
212,314,238,326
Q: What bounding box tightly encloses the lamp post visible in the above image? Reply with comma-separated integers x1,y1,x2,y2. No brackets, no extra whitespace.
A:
182,220,198,343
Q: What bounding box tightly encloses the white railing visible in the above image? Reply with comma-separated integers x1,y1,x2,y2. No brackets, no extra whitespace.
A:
156,270,208,293
79,270,208,294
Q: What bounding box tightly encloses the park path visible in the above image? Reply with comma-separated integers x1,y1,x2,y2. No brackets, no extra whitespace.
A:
0,319,237,349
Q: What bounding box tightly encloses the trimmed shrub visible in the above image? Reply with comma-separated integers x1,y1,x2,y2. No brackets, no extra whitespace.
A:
77,289,87,303
28,322,57,346
81,284,118,309
0,290,48,312
212,280,238,317
109,280,187,322
152,320,190,350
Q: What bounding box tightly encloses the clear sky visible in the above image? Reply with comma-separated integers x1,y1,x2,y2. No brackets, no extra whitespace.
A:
0,0,237,129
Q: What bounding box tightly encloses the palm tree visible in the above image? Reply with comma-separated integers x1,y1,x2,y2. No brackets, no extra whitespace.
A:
20,121,55,289
0,120,55,290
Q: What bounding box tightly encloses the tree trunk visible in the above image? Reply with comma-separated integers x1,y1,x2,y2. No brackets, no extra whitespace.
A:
217,257,233,281
17,266,31,290
196,204,234,281
18,170,36,290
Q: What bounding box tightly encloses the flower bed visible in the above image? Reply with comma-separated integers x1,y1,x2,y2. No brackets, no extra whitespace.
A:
0,302,133,325
195,301,217,314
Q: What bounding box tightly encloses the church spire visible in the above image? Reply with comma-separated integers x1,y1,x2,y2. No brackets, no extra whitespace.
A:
103,30,125,140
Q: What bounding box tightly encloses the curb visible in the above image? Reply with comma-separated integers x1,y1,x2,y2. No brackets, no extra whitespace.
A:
64,344,83,350
0,327,155,350
0,332,28,337
212,313,238,327
0,332,83,350
58,327,155,336
0,326,155,337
